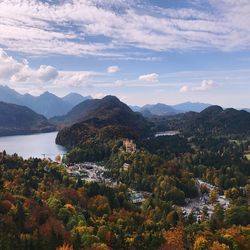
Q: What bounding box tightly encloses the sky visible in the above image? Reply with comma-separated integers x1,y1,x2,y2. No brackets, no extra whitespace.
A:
0,0,250,107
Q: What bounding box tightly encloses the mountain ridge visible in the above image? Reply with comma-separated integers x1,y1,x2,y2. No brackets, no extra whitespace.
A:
0,101,55,136
182,105,250,134
0,85,92,118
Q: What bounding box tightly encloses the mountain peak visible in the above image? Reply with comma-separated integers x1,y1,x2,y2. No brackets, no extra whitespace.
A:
102,95,120,102
64,92,83,98
201,105,223,115
62,92,92,106
40,91,56,97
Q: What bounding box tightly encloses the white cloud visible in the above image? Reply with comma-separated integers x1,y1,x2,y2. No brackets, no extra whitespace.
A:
0,49,97,90
193,79,216,91
93,92,106,99
180,79,216,93
0,0,250,57
0,49,58,85
114,80,124,86
139,73,159,82
55,71,96,87
107,66,120,73
179,85,190,93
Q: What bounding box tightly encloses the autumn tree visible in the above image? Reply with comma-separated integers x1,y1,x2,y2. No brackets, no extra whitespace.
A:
193,235,209,250
210,241,230,250
209,189,218,205
160,226,186,250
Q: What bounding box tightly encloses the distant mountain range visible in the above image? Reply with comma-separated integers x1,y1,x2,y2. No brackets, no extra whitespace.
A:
0,85,91,118
1,85,250,120
0,102,55,136
130,102,212,117
172,102,212,112
1,92,250,138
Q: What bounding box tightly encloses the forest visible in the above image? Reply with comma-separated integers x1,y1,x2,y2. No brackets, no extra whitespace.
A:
0,127,250,249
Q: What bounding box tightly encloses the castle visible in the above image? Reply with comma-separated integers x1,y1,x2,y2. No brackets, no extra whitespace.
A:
123,139,136,153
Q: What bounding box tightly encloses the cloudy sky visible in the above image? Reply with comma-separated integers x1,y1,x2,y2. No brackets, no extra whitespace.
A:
0,0,250,107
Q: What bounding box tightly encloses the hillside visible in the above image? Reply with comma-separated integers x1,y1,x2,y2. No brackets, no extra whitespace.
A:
56,96,150,147
183,105,250,134
0,102,55,136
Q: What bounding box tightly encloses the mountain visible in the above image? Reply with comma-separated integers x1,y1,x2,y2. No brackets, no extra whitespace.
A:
129,105,141,112
0,101,55,136
141,103,179,116
0,85,23,103
172,102,211,112
55,96,150,147
23,91,73,118
183,105,250,134
0,85,92,118
130,102,211,116
62,93,92,106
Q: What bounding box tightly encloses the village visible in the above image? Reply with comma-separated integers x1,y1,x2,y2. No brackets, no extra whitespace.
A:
64,137,230,219
181,179,230,220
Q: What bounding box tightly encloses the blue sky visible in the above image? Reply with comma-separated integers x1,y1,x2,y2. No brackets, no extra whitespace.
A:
0,0,250,107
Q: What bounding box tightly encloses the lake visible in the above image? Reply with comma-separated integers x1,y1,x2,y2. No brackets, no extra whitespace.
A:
0,132,67,159
155,130,180,137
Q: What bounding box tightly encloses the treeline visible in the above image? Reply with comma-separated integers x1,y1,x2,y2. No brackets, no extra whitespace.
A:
0,150,249,249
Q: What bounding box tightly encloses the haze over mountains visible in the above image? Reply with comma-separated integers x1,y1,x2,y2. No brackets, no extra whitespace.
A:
130,102,212,116
0,85,91,118
0,85,214,119
1,85,250,120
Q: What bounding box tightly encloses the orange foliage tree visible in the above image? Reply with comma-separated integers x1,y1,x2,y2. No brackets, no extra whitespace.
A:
160,225,186,250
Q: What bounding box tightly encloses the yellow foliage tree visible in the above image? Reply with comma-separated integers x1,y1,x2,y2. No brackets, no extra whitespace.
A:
219,226,250,250
193,235,209,250
89,243,110,250
209,189,218,205
210,241,230,250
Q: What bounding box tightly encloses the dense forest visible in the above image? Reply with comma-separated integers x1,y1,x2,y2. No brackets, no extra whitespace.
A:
1,131,250,249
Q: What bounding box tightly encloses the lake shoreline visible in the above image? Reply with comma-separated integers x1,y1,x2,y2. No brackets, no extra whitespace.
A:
0,131,67,159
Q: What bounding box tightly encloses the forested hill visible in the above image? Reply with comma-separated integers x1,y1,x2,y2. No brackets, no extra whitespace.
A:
0,101,55,136
53,95,146,126
56,96,150,148
182,105,250,134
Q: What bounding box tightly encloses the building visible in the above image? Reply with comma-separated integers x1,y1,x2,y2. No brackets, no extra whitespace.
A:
129,191,145,204
123,139,136,153
122,163,130,171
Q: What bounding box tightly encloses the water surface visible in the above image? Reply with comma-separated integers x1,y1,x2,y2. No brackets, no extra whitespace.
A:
0,132,67,159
